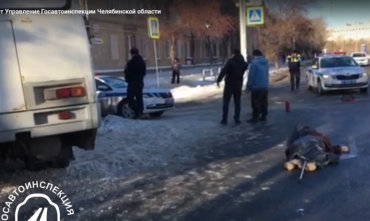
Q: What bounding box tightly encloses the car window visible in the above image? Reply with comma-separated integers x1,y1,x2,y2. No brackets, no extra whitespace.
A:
95,79,112,91
320,57,358,68
311,58,318,66
352,53,366,57
100,77,127,88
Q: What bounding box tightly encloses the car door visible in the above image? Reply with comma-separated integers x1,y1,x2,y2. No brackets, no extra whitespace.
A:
100,77,128,111
95,79,114,115
307,58,318,86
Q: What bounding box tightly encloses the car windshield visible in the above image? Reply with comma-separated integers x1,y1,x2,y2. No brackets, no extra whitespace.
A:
320,57,358,68
352,53,366,57
100,77,127,88
0,0,70,9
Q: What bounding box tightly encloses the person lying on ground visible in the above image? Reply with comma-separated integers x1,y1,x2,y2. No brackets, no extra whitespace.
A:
284,125,350,172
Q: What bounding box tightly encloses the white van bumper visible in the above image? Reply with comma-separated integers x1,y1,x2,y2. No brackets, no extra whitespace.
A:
0,103,100,143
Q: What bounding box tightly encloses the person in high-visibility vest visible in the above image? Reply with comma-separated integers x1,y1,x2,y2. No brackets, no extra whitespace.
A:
286,50,301,91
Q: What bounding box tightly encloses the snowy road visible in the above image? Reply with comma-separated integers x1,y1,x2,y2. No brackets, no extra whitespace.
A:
2,67,370,220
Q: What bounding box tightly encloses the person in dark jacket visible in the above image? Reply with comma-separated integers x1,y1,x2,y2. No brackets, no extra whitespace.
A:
217,49,249,125
171,58,181,84
286,50,301,91
124,47,146,119
246,49,269,123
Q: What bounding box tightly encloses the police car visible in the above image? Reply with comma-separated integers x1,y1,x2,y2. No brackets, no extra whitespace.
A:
306,55,369,94
95,75,174,118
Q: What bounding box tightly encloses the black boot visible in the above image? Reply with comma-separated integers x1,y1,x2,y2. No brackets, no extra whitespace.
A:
220,119,227,125
259,116,267,122
234,119,241,125
247,118,258,123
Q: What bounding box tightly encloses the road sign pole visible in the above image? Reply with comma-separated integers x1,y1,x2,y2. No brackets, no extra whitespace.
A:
147,17,160,87
239,0,247,58
153,40,160,87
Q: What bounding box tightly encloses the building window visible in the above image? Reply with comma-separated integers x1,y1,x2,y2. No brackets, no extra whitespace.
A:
127,35,136,58
218,44,222,58
110,34,119,60
138,0,144,8
154,41,161,59
108,0,115,9
227,44,231,57
212,43,218,57
124,0,133,9
165,40,171,58
198,40,202,58
140,37,149,59
185,40,191,58
204,41,209,58
176,41,181,58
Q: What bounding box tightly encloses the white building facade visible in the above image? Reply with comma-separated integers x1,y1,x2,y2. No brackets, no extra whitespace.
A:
328,23,370,41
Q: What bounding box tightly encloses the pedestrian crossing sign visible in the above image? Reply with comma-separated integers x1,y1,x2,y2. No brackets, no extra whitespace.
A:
246,6,264,26
148,17,160,39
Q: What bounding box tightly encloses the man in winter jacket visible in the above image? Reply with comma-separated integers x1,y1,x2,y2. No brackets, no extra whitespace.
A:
217,49,249,125
171,58,181,84
124,47,146,119
246,49,269,123
286,50,301,91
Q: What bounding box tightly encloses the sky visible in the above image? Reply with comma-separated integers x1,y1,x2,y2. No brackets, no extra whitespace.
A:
308,0,370,28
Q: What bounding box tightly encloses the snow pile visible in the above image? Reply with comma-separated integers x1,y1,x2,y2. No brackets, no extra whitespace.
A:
171,67,288,102
68,115,204,178
171,84,223,101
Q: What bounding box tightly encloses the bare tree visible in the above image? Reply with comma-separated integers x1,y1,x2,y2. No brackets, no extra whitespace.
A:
254,0,326,66
152,0,234,64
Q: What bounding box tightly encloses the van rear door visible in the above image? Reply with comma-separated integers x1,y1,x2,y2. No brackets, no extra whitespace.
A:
11,14,94,111
0,21,26,113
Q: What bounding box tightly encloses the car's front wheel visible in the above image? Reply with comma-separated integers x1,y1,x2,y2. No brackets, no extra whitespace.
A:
317,79,325,95
117,100,135,118
306,76,313,91
149,111,164,118
360,88,368,93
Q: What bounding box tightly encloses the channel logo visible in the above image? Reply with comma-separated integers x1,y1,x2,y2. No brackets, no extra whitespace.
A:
15,194,60,221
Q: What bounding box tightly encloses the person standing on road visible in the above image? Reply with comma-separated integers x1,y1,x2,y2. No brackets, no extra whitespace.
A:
286,50,301,91
171,58,181,84
217,49,249,125
246,49,269,123
124,47,146,119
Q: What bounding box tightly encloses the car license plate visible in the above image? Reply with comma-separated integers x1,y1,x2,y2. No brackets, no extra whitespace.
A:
342,80,355,84
165,98,174,104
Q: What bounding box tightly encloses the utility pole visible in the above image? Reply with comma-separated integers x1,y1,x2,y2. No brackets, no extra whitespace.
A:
238,0,247,58
330,0,332,16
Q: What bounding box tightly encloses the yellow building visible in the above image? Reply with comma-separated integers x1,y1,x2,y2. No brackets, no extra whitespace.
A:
83,0,232,71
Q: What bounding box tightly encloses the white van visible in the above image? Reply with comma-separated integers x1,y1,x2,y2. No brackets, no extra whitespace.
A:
0,0,100,170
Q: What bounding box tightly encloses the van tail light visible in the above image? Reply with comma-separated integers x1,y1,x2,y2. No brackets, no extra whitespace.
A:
56,88,71,98
58,112,72,120
45,86,85,100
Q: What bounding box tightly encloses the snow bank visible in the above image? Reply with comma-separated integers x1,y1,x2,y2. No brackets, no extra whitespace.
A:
171,67,288,102
68,115,206,178
171,84,222,101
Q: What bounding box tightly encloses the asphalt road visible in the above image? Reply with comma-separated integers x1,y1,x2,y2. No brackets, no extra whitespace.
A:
1,66,370,220
113,66,370,221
